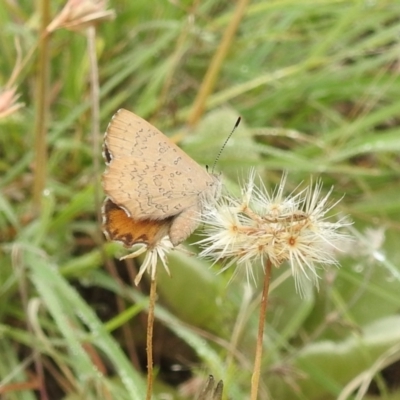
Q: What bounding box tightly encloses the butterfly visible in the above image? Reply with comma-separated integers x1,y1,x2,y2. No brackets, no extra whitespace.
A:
102,109,221,252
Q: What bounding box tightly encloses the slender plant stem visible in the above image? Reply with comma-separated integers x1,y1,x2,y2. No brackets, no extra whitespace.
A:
86,26,102,226
250,258,272,400
31,3,51,398
155,1,199,116
146,277,158,400
33,0,50,211
187,0,250,126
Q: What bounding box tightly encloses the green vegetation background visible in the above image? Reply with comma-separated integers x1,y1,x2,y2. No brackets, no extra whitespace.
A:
1,1,400,399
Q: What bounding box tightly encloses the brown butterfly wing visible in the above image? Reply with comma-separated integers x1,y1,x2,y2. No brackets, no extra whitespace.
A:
102,109,219,221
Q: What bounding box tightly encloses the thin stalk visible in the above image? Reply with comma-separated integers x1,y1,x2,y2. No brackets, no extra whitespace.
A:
154,1,200,116
187,0,250,126
33,0,50,211
146,277,158,400
250,258,272,400
86,25,102,226
30,2,51,397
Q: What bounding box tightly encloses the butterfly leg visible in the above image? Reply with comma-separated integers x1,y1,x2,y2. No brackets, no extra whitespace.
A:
168,205,201,246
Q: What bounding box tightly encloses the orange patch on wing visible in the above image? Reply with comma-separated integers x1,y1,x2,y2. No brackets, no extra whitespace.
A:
102,198,172,249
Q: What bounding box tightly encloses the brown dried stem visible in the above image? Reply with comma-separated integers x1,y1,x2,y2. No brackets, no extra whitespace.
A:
187,0,250,126
146,276,158,400
33,0,51,211
250,258,272,400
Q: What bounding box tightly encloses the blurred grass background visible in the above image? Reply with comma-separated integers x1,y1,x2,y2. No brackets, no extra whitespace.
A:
1,0,400,399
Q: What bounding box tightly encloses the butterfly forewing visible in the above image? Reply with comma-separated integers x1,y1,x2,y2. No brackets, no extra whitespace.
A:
102,109,220,221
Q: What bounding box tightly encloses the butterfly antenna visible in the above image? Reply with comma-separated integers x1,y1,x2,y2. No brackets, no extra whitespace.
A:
211,117,241,174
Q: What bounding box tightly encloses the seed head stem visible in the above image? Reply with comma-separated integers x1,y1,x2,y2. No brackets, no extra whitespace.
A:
250,258,273,400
